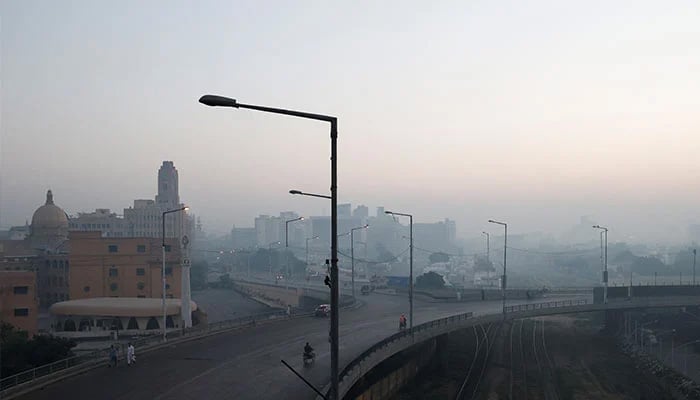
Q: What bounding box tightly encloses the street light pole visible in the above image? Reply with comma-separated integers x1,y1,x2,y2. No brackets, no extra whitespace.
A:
488,220,507,316
306,236,319,273
350,225,369,300
693,249,697,285
285,217,304,284
201,94,340,399
385,211,413,330
268,241,281,279
482,231,490,264
162,206,187,341
593,225,609,304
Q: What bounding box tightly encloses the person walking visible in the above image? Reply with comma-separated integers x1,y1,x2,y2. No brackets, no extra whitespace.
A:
108,345,118,367
127,343,136,366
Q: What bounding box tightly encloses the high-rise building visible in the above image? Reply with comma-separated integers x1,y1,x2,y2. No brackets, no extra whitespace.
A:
338,204,352,217
255,215,281,247
353,205,369,219
156,161,180,210
69,209,131,238
231,226,256,249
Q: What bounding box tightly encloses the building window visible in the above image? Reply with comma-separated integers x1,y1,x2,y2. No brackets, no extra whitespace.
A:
164,245,172,252
108,245,118,253
165,283,171,290
137,245,146,253
83,286,90,293
14,308,29,317
13,286,29,295
109,267,118,277
137,282,145,290
110,283,118,291
52,260,58,268
136,268,145,276
65,261,69,269
165,267,172,276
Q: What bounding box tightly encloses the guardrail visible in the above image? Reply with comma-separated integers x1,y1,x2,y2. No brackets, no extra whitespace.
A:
503,298,588,313
0,308,295,394
332,311,474,398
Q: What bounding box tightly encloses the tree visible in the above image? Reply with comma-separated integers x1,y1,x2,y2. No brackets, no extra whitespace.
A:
375,243,395,262
415,271,445,290
429,252,450,264
474,256,495,272
1,322,75,377
631,256,668,275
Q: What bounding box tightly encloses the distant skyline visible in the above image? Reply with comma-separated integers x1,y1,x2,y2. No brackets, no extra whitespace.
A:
2,1,699,243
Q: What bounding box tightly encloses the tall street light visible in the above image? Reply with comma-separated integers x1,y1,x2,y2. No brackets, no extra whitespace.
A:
306,236,320,273
482,231,490,264
488,219,507,316
285,217,304,283
593,225,609,304
162,206,188,341
693,249,697,285
385,210,413,329
350,224,369,299
201,95,340,399
268,241,281,279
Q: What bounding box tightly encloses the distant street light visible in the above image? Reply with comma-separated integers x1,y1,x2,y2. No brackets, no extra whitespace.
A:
488,219,507,316
285,217,304,284
201,94,340,399
385,210,413,330
161,206,188,341
350,224,369,299
306,236,320,272
593,225,609,304
693,249,697,285
482,231,490,264
268,241,281,279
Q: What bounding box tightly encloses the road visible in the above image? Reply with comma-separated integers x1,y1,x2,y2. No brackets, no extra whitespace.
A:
18,294,578,400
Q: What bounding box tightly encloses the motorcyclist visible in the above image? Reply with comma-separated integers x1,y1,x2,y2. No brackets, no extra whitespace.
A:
303,342,315,359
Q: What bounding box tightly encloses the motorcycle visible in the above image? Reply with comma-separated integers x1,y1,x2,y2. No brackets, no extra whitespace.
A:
303,351,315,367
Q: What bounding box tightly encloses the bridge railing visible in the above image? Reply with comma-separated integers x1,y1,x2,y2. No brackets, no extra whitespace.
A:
503,298,588,313
0,309,293,393
333,311,474,398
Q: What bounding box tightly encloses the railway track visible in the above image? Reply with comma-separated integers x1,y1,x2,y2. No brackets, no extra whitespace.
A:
455,322,502,400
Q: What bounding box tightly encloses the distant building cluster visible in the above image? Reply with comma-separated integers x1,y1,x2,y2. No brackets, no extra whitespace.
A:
231,203,457,267
0,161,193,336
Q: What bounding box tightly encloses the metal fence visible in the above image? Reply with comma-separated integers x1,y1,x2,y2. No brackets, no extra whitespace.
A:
0,309,294,393
334,311,474,397
503,298,588,313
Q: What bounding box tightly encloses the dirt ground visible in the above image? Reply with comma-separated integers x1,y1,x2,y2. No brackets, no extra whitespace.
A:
395,314,678,400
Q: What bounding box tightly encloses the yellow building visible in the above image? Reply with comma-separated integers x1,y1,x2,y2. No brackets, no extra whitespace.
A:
68,231,182,300
0,270,39,335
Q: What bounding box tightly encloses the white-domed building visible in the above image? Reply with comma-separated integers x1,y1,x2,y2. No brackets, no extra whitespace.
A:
30,190,69,252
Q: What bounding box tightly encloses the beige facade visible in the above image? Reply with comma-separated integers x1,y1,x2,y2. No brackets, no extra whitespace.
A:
68,231,182,301
0,270,39,335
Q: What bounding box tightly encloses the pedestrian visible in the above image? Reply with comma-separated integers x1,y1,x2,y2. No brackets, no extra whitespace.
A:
286,304,292,318
108,345,117,367
127,342,136,366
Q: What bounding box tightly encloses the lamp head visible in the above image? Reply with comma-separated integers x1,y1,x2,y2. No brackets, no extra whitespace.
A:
199,95,238,108
289,190,302,195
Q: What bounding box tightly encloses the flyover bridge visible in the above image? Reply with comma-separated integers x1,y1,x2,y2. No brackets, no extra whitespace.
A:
7,285,700,400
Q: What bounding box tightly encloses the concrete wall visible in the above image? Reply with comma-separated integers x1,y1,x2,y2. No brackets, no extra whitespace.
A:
594,285,700,303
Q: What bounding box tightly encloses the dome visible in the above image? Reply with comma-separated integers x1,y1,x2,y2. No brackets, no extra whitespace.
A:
32,190,69,230
31,190,69,247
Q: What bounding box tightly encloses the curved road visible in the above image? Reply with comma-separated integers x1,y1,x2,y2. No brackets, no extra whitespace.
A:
18,293,580,400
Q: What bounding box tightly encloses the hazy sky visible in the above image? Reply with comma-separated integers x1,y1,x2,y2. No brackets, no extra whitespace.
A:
1,1,699,242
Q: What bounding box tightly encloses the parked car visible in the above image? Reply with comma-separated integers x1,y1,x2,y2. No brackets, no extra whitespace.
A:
314,304,331,317
361,285,372,295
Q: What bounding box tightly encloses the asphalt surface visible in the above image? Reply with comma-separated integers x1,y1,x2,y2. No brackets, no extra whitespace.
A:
192,288,272,323
17,294,576,400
